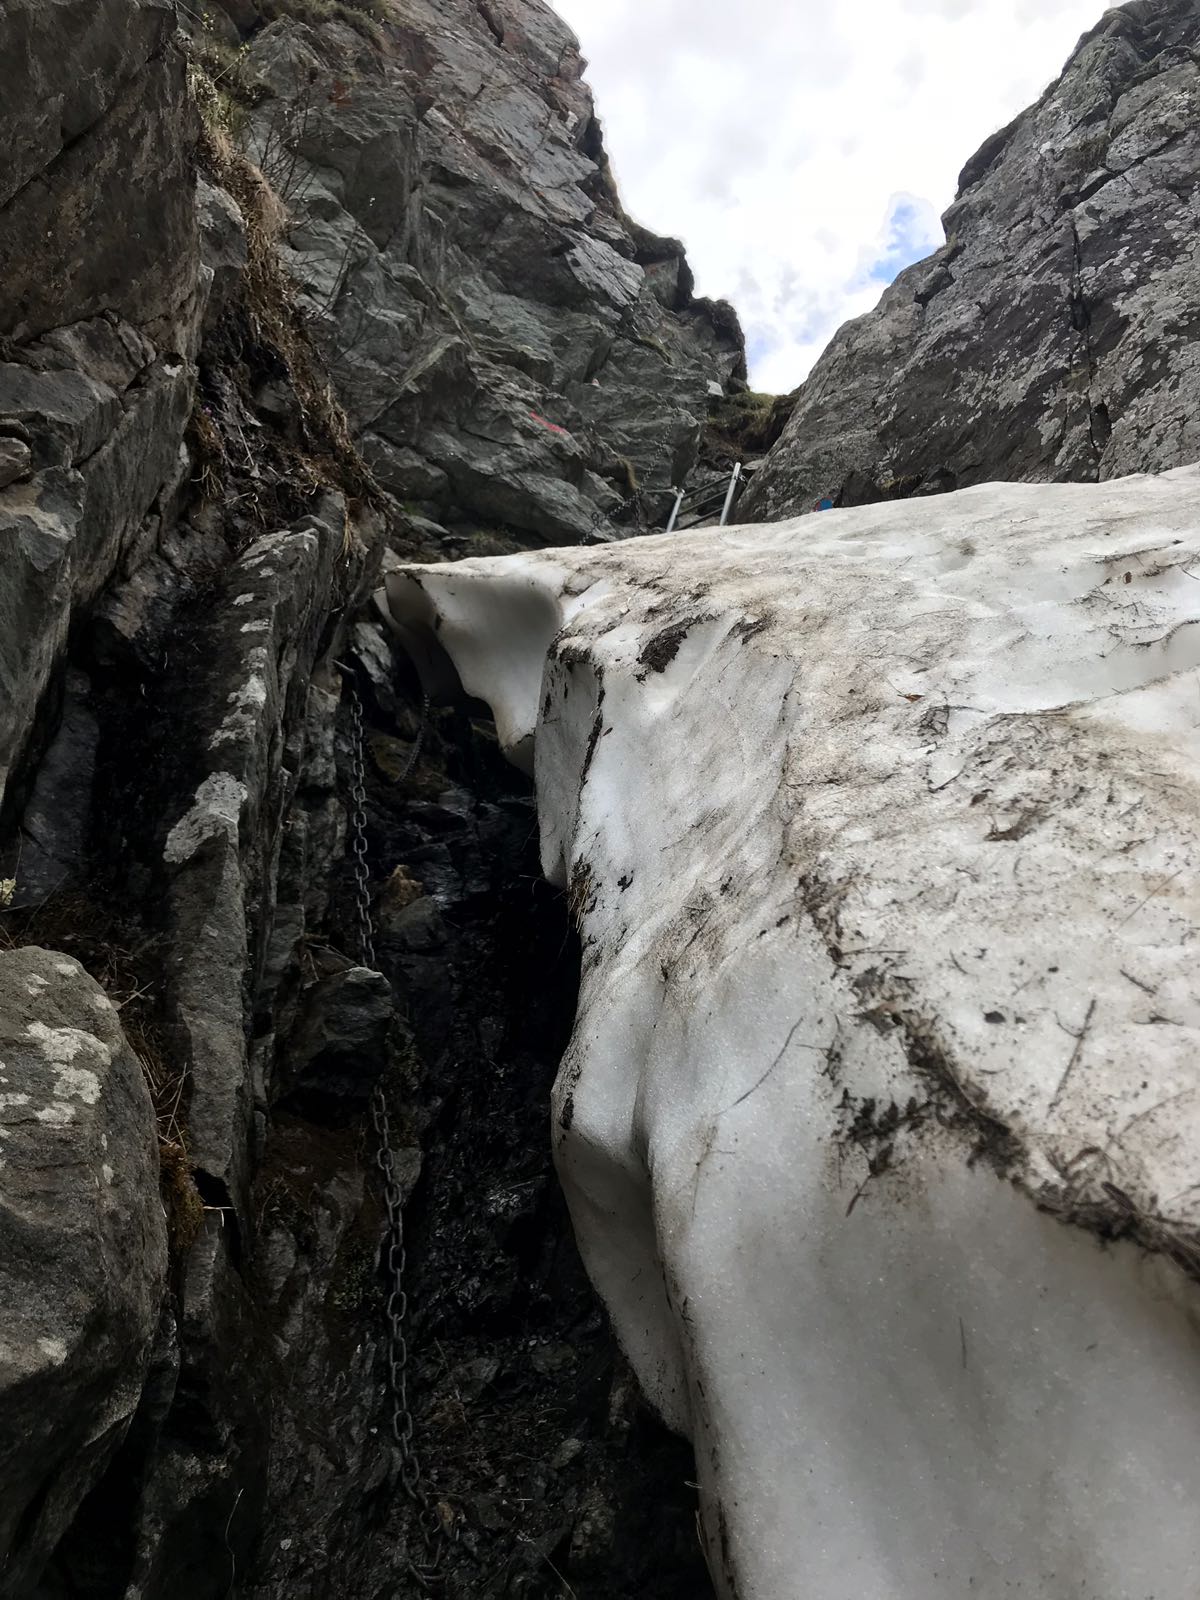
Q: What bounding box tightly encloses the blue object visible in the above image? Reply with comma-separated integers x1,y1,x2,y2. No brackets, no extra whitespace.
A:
816,497,834,511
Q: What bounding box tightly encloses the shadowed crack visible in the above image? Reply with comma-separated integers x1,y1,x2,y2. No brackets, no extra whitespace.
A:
1067,213,1107,476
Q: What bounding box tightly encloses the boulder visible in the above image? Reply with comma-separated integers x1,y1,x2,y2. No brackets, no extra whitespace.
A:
0,946,166,1593
384,465,1200,1600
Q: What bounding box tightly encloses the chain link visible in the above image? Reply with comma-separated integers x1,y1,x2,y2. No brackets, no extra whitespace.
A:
347,689,378,970
342,671,446,1586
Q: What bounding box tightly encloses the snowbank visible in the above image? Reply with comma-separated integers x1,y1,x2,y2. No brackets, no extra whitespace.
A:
383,467,1200,1599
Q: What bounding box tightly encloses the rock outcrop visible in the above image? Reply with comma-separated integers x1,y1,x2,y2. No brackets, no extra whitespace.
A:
0,0,734,1594
0,948,166,1596
209,0,745,551
384,466,1200,1600
742,0,1200,521
0,0,199,815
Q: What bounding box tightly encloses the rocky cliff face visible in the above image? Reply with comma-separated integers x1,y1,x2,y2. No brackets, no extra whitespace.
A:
205,0,744,552
0,1,734,1595
742,0,1200,521
11,0,1200,1592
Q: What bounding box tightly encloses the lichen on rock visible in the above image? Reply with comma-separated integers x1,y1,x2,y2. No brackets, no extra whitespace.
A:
0,947,166,1594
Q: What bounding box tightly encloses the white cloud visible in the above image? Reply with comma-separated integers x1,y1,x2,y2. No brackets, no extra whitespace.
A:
552,0,1105,392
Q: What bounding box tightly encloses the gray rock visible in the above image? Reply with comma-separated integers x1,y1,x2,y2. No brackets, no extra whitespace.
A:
0,469,86,812
90,551,192,670
239,0,745,544
161,514,340,1205
0,0,198,346
359,434,450,502
197,176,249,331
0,0,169,207
0,362,121,469
0,355,194,815
35,316,157,392
744,0,1200,522
0,671,100,905
0,437,30,488
0,0,201,823
279,965,393,1110
0,946,166,1593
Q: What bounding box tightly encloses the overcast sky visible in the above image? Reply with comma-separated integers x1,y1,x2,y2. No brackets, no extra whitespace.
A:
552,0,1107,393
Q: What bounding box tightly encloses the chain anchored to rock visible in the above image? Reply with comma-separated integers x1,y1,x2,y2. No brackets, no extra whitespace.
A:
587,433,676,542
342,671,448,1587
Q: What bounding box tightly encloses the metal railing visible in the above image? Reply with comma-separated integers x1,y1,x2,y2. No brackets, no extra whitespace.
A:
665,461,746,533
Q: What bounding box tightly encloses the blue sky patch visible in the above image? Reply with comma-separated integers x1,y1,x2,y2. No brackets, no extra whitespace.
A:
865,195,940,285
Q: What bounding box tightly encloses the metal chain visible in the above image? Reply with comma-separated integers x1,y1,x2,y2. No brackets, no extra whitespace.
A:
347,688,379,970
588,433,676,540
343,674,446,1586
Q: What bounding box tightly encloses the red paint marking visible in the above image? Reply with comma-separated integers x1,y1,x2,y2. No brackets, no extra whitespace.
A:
530,410,568,436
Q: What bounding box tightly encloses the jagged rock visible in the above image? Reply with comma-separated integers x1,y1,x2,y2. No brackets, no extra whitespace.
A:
35,316,157,393
0,354,195,809
360,434,450,503
236,0,744,543
744,0,1200,522
0,946,166,1594
0,0,197,346
385,465,1200,1599
197,177,249,332
0,362,122,469
278,964,393,1113
0,437,30,489
0,0,200,823
0,671,100,905
161,509,344,1207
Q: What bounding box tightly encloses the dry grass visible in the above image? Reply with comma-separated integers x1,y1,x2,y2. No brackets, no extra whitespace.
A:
186,401,226,506
705,388,797,463
189,65,377,540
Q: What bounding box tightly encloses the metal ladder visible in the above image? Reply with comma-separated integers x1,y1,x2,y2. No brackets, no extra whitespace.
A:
665,461,745,534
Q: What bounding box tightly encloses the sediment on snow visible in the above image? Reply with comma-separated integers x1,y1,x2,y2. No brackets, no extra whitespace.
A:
386,468,1200,1600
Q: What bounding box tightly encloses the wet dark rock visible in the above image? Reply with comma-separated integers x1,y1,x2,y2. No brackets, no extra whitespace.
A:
0,671,100,905
278,964,393,1115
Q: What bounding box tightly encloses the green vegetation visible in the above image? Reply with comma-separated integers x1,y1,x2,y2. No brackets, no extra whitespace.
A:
631,331,673,365
705,387,798,463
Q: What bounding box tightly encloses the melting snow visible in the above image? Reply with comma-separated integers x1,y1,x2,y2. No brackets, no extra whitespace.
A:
385,467,1200,1600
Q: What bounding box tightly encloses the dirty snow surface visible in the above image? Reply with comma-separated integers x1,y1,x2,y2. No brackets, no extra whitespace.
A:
385,467,1200,1600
